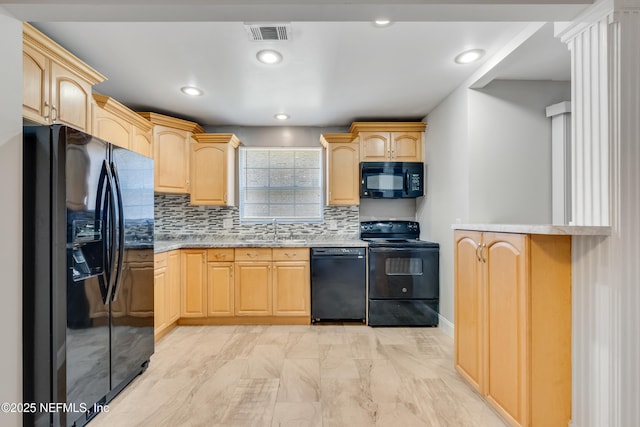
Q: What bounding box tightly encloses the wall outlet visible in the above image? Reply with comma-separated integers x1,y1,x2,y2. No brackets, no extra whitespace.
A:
327,220,338,230
223,218,234,229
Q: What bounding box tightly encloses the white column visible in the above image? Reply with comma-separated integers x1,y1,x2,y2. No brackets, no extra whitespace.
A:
546,101,572,225
558,1,640,426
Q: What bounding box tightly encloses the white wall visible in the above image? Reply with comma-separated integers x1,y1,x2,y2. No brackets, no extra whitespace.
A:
468,80,570,224
416,84,470,328
0,8,23,427
206,125,348,147
417,79,570,331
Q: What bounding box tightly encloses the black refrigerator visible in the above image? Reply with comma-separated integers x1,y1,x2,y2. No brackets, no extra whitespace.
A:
23,125,155,427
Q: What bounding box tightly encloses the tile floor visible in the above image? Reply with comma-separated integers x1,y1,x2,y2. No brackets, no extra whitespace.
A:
90,325,506,427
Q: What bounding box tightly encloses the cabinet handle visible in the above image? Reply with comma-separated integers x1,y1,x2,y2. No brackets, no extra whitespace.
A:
475,244,482,262
284,252,297,257
44,102,50,121
480,243,487,263
246,252,257,258
51,105,58,123
223,192,227,203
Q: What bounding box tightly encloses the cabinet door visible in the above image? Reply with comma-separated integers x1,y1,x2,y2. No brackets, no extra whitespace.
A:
125,263,154,316
234,262,272,316
22,45,49,125
454,230,484,393
154,268,168,337
327,143,359,205
391,131,422,161
93,105,131,149
191,143,228,205
167,250,181,323
154,126,190,193
181,250,207,317
359,132,390,161
50,61,92,132
132,126,153,158
484,233,528,427
272,261,310,316
207,262,234,316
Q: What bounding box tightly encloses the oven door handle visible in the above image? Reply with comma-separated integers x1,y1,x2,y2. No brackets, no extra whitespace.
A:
369,246,436,253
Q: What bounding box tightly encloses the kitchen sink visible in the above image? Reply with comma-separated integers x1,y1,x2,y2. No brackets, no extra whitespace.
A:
277,239,308,245
240,239,307,245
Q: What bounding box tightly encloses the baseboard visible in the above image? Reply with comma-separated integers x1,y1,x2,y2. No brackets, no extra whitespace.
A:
438,314,454,338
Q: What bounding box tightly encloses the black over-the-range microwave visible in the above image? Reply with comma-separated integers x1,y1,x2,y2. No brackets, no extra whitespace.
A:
360,162,424,199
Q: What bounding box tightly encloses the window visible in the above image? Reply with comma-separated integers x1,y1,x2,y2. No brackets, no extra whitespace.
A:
239,147,323,222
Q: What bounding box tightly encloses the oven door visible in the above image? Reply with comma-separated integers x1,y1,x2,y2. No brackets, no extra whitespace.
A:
368,246,439,299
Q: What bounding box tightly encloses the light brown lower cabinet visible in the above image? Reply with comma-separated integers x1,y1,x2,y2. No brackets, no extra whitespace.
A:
454,230,571,427
180,249,207,318
166,250,181,324
154,250,181,341
176,247,310,325
154,257,168,336
272,248,310,316
207,248,235,317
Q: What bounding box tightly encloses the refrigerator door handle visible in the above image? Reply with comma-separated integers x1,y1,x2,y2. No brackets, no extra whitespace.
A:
109,161,126,302
104,162,119,301
95,160,112,304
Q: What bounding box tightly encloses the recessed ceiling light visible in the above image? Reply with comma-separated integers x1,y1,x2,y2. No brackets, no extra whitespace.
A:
373,19,392,27
180,86,203,96
256,49,283,65
274,113,289,120
454,49,485,64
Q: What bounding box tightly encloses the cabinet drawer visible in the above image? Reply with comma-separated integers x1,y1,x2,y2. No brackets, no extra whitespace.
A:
272,248,309,261
154,252,168,269
235,248,272,261
207,248,235,262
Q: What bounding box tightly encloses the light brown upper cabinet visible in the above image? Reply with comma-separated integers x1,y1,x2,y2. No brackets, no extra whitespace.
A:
350,122,426,162
22,23,106,133
190,133,240,206
138,112,203,193
92,93,153,157
320,133,360,206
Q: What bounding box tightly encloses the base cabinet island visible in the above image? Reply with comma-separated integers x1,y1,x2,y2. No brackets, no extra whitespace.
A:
453,224,609,427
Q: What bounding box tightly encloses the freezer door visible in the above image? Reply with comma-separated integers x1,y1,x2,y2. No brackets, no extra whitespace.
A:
109,146,155,393
63,126,112,427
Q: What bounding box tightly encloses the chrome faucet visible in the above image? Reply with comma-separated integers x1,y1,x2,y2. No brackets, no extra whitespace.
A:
272,218,278,240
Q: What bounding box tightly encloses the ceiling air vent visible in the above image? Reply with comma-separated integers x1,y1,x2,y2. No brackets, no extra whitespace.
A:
244,23,292,41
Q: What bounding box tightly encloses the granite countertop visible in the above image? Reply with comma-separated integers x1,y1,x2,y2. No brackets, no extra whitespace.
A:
452,223,611,236
154,235,368,253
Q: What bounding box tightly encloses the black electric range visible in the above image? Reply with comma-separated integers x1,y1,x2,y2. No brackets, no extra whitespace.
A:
360,221,440,326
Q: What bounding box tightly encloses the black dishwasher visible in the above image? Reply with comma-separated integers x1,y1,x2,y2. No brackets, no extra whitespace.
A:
311,247,366,323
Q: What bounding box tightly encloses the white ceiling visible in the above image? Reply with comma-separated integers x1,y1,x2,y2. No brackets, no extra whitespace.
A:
5,1,587,127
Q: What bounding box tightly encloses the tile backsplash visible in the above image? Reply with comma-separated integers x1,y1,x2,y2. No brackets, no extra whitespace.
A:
154,194,359,239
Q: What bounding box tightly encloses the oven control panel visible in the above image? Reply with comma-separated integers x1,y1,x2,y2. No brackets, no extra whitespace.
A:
360,220,420,240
